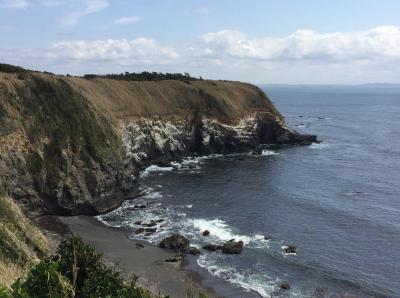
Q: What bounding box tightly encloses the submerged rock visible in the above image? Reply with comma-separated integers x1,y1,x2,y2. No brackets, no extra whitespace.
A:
222,240,244,254
203,244,222,252
158,234,190,253
280,283,290,290
135,228,145,234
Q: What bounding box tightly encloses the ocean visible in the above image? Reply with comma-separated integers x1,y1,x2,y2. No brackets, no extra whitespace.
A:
99,85,400,297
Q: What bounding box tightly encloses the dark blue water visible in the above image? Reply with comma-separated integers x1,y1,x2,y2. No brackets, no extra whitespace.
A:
100,86,400,297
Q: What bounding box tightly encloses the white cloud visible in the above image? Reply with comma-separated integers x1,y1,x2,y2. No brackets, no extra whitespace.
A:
60,0,109,27
0,0,29,8
38,0,65,6
199,26,400,62
48,38,179,64
113,16,141,25
0,0,66,8
2,26,400,83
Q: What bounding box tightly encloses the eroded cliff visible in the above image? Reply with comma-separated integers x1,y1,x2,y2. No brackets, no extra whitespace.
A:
0,65,315,215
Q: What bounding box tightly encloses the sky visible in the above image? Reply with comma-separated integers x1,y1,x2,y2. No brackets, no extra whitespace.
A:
1,0,400,84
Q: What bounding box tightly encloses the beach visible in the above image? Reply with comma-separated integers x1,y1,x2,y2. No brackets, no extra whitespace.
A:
40,215,215,298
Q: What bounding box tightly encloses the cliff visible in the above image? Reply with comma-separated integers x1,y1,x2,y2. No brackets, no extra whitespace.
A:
0,64,316,216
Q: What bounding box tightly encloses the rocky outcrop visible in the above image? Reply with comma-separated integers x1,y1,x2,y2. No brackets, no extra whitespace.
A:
222,240,244,254
0,65,316,216
158,234,190,253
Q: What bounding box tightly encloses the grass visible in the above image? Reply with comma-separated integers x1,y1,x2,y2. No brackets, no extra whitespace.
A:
0,196,48,288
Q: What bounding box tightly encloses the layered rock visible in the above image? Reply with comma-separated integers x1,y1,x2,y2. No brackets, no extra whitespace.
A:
0,65,316,216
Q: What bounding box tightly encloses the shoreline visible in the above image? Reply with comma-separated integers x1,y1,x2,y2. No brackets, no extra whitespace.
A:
41,215,218,298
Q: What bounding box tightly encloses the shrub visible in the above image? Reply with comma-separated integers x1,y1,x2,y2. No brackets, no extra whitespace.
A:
0,284,11,298
11,259,74,298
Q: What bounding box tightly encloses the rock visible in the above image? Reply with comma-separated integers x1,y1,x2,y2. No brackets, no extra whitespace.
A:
158,234,190,253
144,228,157,233
280,283,290,290
284,246,297,254
134,221,142,225
134,204,147,209
222,240,244,254
135,228,145,234
165,255,183,262
156,219,164,223
202,230,210,236
188,247,201,256
136,243,145,249
144,221,157,227
203,244,222,252
264,235,271,241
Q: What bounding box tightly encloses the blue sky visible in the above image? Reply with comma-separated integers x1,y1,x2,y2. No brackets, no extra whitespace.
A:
1,0,400,84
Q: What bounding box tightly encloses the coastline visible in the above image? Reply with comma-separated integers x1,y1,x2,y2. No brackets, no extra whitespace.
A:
43,215,217,298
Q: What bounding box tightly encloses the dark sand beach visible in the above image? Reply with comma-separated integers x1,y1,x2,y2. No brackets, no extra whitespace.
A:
54,216,215,298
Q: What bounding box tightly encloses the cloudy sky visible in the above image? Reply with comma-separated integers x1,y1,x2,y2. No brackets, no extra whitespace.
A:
1,0,400,84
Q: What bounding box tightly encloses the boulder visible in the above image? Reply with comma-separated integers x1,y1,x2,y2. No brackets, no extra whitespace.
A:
222,240,244,254
202,230,210,236
264,235,271,241
203,244,222,252
158,234,190,253
188,247,201,256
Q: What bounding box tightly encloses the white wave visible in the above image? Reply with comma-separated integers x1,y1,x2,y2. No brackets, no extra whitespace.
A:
140,165,174,178
281,245,297,256
197,256,276,298
190,218,252,244
261,149,278,156
309,142,329,150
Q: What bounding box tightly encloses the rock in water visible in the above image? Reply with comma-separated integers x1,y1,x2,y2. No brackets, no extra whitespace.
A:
188,247,201,256
284,246,297,254
202,230,210,236
222,240,244,254
203,244,223,252
158,234,190,253
280,283,291,290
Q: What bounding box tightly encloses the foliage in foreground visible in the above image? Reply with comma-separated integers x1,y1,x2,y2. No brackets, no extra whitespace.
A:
2,236,156,298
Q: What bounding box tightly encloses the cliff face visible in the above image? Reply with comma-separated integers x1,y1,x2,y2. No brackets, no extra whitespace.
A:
0,66,315,216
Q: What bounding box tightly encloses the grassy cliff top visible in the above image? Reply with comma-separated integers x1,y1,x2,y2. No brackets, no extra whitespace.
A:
0,63,283,128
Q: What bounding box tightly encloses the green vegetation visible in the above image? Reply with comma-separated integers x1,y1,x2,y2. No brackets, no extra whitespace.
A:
0,74,123,195
0,64,27,74
19,76,119,160
83,71,200,82
1,236,161,298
